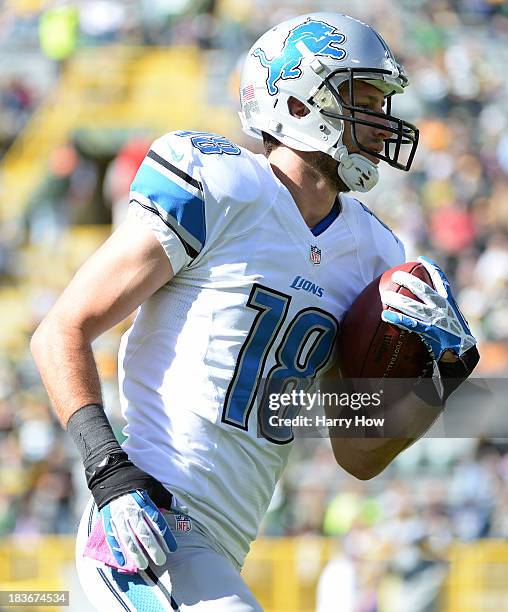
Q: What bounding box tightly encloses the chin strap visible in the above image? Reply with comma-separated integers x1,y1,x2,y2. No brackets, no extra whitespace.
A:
337,150,379,192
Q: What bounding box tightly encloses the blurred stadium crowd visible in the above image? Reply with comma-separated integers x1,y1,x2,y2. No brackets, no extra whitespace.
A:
1,0,508,608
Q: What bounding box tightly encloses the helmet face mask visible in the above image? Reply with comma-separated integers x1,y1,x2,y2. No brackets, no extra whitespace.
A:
315,67,419,172
239,13,420,192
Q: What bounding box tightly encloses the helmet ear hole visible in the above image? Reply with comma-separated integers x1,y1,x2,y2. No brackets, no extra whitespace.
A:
288,96,310,118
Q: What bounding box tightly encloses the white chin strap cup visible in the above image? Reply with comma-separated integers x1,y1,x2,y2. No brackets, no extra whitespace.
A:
337,153,379,193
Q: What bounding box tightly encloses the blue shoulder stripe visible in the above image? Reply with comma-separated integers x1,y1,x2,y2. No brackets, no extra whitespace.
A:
147,149,202,192
132,164,206,255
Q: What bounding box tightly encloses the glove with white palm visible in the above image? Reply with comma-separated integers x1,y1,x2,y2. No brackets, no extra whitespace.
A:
380,256,479,403
90,452,177,571
68,404,177,572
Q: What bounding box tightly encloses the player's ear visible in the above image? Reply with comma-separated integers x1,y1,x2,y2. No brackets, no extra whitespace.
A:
288,96,310,118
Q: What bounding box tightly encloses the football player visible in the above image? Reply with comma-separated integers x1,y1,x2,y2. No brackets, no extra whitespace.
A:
31,13,478,611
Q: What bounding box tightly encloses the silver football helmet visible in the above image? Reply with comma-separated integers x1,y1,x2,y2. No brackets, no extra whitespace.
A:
239,13,419,192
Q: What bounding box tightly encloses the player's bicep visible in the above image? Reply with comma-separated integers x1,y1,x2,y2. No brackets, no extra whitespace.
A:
45,217,174,340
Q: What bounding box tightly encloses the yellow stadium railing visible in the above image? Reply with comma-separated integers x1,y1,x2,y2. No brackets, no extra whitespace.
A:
445,541,508,612
0,535,75,612
2,536,508,611
245,537,338,611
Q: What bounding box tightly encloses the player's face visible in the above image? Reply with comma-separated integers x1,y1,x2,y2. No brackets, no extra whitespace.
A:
339,80,392,166
298,81,392,193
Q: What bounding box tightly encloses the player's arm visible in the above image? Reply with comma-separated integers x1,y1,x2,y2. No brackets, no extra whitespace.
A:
31,216,174,422
328,391,441,480
30,216,178,569
330,257,479,480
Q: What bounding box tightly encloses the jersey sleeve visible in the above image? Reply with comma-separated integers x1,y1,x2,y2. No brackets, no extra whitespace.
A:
128,131,262,276
129,132,208,275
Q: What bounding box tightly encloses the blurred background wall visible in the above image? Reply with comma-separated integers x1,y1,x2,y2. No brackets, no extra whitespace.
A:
1,1,508,610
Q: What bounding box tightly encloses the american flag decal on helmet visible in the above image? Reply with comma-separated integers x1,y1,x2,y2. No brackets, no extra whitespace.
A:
241,84,256,101
310,245,321,265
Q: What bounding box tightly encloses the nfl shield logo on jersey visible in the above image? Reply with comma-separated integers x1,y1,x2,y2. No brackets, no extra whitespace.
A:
309,245,321,265
175,514,192,532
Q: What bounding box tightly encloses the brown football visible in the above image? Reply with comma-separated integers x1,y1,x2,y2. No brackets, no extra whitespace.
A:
338,261,434,379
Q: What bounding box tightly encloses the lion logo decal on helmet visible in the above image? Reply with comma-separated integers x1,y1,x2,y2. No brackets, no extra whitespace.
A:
253,19,347,96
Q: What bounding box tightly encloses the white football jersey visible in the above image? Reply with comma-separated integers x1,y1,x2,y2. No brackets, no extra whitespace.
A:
119,130,405,567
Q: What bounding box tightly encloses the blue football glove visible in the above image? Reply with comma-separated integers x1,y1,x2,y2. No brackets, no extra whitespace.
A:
101,489,177,571
84,449,177,571
380,256,477,361
67,406,178,573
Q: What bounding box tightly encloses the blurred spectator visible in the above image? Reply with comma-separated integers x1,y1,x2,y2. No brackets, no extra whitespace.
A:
317,526,386,612
38,3,79,67
0,75,38,154
23,143,99,245
103,137,151,226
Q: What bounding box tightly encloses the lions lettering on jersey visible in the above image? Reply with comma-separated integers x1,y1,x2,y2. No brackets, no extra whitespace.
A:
125,130,405,567
290,275,324,297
